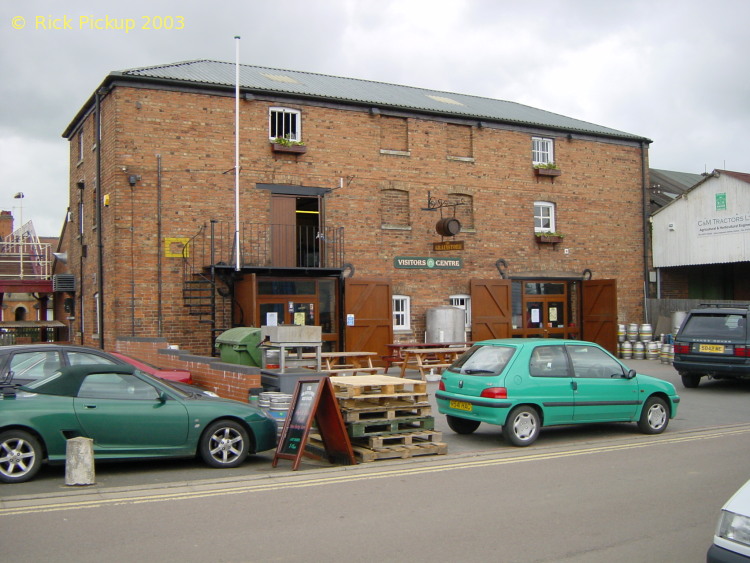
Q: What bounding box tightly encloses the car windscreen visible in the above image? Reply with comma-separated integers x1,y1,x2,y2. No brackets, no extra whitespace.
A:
679,313,747,340
449,345,516,375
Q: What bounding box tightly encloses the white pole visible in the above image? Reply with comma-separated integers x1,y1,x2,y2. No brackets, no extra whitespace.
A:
234,35,241,271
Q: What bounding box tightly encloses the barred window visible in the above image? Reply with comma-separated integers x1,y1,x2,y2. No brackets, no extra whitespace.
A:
269,107,301,142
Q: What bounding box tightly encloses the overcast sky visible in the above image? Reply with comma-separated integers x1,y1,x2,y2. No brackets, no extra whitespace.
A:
2,0,749,237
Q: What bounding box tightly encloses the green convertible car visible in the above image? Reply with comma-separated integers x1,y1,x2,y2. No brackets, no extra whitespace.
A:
0,364,278,483
436,339,680,446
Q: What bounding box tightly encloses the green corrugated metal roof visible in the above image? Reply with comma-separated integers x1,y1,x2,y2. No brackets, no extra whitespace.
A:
114,60,649,142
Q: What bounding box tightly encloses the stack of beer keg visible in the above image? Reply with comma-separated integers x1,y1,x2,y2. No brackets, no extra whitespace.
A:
617,322,659,360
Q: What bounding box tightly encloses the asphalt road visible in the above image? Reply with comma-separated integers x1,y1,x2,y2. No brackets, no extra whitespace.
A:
2,358,750,562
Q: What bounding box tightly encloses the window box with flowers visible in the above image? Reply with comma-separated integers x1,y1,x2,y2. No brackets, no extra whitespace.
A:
535,232,564,244
533,162,561,181
271,137,307,154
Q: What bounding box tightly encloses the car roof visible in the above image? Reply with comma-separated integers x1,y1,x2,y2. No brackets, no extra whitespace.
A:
26,364,137,396
0,344,116,353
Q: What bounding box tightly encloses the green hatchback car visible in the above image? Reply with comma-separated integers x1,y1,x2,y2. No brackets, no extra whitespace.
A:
436,339,680,446
0,364,278,483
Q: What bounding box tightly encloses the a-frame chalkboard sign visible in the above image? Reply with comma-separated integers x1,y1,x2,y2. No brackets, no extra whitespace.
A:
272,377,355,470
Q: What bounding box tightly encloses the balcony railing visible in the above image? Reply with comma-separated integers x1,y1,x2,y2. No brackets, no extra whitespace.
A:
184,221,345,277
0,237,51,280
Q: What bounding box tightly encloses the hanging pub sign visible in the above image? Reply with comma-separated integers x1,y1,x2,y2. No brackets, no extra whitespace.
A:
394,256,463,269
433,240,464,251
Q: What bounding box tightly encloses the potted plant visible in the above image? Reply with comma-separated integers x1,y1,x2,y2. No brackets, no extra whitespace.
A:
533,162,562,177
271,136,307,154
535,231,564,243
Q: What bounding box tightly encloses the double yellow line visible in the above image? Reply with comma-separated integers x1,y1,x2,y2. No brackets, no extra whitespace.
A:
2,426,749,517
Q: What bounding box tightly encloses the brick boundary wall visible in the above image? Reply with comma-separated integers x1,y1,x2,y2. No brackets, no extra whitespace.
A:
115,337,260,403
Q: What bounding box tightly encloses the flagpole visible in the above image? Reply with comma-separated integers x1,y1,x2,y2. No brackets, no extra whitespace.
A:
234,35,241,271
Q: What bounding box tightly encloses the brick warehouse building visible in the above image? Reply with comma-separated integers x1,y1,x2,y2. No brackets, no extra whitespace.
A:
61,60,652,361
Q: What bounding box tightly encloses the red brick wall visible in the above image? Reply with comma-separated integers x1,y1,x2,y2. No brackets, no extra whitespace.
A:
115,337,260,402
66,84,648,355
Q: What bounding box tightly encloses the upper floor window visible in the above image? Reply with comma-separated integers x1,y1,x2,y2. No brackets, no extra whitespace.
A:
393,295,411,331
269,107,301,142
534,201,556,233
77,131,84,162
532,137,554,165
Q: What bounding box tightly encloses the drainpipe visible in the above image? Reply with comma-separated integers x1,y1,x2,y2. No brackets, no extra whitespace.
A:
157,154,163,336
95,88,105,349
640,141,650,323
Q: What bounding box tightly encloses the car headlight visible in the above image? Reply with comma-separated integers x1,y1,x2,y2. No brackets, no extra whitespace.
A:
718,509,750,547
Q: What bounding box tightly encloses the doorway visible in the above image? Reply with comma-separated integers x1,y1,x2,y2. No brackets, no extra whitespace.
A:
511,280,580,339
255,277,339,351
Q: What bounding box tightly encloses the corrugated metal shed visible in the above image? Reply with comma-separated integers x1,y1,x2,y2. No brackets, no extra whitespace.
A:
107,59,648,142
649,168,703,212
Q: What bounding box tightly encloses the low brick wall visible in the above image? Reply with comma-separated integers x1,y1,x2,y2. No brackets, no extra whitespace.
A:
115,337,260,403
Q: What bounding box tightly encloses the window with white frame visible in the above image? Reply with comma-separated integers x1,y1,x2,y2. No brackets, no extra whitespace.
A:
269,107,301,142
449,294,471,330
392,295,411,331
532,137,554,165
534,201,556,233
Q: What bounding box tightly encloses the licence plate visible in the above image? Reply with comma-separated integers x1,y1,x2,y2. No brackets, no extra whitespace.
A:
450,400,472,412
699,344,725,354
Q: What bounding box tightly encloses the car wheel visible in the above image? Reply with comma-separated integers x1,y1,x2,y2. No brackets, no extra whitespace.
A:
638,396,669,434
199,420,250,468
0,430,43,484
680,373,701,388
502,406,540,447
446,415,481,435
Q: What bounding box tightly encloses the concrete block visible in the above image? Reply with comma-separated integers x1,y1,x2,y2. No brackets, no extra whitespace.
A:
65,437,95,486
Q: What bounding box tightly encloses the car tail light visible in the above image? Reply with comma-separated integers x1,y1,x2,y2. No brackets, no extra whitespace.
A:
735,346,750,358
674,343,691,354
480,387,507,399
438,380,446,391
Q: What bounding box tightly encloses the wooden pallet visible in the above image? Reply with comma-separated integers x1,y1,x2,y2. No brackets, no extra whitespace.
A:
330,375,427,398
347,416,435,438
352,441,448,462
340,403,432,423
352,430,443,449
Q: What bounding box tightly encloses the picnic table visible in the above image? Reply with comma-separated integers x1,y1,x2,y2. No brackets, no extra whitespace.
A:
384,342,472,369
398,346,470,380
302,351,381,376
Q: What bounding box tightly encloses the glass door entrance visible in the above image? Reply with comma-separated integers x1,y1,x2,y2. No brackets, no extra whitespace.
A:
512,281,579,339
256,278,338,351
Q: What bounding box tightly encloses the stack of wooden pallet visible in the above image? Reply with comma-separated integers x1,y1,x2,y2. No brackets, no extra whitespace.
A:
327,375,447,462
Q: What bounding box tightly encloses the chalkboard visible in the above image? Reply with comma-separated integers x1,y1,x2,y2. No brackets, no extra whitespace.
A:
272,376,355,470
278,379,321,457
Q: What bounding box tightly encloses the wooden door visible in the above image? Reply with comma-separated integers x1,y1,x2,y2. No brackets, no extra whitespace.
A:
344,279,392,362
233,273,256,326
271,195,296,267
470,279,512,341
582,279,617,354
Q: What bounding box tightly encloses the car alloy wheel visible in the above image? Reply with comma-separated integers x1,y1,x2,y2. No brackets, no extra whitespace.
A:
0,430,43,484
199,420,250,468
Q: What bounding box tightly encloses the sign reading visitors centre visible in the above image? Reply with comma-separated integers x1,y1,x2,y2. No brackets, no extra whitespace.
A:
394,256,463,269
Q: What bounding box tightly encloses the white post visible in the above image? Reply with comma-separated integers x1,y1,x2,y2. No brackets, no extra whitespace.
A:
234,35,241,271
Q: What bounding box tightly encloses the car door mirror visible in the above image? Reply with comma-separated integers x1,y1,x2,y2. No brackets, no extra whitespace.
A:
157,391,168,403
626,369,637,380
